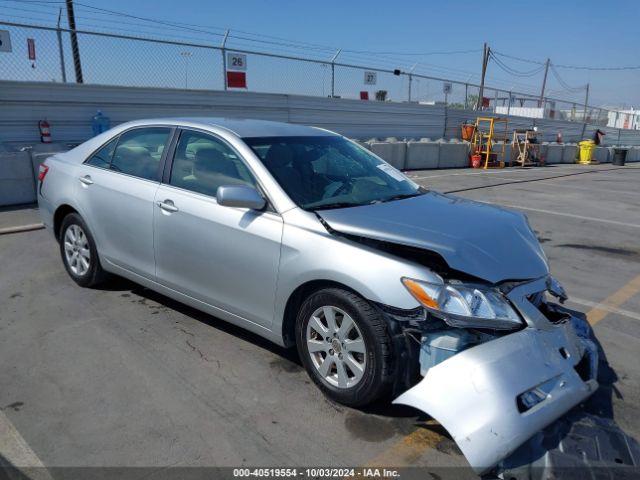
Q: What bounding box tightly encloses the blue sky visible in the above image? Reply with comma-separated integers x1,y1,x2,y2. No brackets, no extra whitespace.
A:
2,0,639,107
102,0,640,106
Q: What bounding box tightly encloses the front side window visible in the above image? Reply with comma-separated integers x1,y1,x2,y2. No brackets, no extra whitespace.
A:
169,130,256,197
243,136,423,210
110,127,171,181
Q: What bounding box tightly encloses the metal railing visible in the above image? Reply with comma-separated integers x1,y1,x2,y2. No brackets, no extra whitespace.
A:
0,19,637,130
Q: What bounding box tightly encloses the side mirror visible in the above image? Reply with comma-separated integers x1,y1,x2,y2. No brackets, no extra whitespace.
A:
217,185,266,210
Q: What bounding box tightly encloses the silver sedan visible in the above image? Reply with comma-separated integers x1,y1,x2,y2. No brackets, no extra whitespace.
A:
37,118,598,473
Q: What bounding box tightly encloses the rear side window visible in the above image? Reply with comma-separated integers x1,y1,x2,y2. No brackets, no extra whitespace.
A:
169,130,256,197
110,128,171,181
86,138,117,168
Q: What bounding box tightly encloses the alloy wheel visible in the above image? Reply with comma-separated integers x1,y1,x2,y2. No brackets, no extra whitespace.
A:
306,306,367,389
63,224,91,276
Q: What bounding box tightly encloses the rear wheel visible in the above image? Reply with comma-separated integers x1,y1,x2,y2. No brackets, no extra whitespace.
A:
296,288,393,407
59,213,107,287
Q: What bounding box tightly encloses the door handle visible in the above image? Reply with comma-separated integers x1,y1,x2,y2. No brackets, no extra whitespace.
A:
156,200,179,213
79,175,93,185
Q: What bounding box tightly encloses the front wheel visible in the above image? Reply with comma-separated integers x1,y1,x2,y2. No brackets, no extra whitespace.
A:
59,213,107,288
296,288,393,407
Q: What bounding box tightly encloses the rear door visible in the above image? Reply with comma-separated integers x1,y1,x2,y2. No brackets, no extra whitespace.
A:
75,126,173,279
153,129,283,328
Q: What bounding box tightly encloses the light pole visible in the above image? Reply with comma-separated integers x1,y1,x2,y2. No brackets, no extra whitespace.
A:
408,63,417,102
464,75,472,109
180,51,192,89
330,49,341,98
321,63,327,97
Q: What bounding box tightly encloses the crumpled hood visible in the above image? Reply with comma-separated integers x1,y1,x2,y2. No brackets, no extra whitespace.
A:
318,191,549,283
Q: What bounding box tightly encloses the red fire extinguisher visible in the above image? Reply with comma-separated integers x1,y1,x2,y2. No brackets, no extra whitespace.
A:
38,120,51,143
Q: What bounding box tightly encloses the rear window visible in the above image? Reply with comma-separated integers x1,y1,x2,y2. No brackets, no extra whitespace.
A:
110,128,171,181
86,138,117,168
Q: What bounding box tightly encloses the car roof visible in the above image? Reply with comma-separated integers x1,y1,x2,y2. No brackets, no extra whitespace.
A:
119,117,336,138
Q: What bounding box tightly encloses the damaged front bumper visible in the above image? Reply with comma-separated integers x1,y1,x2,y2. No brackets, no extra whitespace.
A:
392,277,599,474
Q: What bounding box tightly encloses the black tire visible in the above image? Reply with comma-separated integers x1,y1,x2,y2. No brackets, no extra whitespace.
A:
59,213,107,288
295,287,393,407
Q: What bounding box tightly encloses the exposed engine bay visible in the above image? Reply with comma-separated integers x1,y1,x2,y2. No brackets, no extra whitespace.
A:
376,275,599,475
317,198,601,474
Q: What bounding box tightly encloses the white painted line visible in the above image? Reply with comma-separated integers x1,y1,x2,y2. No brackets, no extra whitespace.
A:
406,164,619,181
486,203,640,229
407,164,640,182
408,168,548,181
569,297,640,322
0,409,53,479
532,181,640,197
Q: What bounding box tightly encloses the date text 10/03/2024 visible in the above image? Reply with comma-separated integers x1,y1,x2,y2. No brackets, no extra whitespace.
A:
232,468,401,478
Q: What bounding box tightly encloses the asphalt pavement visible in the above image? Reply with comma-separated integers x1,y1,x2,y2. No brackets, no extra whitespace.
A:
1,163,639,478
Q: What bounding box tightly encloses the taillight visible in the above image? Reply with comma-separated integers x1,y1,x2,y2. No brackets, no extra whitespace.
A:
38,164,49,182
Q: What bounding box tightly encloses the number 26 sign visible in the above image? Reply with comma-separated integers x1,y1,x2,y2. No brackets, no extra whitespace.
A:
227,52,247,71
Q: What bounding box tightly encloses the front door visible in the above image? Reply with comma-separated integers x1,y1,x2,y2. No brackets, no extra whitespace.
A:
153,129,283,328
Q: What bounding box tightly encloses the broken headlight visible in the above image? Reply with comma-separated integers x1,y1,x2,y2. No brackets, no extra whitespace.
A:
401,277,523,330
547,275,568,303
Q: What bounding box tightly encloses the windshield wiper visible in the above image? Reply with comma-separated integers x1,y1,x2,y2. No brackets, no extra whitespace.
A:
310,193,424,210
308,202,364,211
379,192,425,203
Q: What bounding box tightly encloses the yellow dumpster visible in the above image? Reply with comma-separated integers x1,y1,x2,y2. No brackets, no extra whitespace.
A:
578,140,595,164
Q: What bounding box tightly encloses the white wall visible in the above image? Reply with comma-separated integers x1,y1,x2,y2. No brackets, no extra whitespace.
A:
1,81,639,146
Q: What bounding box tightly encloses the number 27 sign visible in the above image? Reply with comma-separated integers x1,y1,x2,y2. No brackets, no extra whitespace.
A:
227,52,247,71
364,71,377,85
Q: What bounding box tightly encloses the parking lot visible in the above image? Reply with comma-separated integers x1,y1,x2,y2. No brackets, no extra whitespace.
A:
1,163,639,476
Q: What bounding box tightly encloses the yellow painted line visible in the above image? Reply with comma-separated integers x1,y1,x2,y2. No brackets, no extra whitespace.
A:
570,297,640,322
363,421,446,467
0,409,53,480
586,274,640,326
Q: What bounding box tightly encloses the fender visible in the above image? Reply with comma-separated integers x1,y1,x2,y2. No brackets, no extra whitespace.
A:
273,208,441,337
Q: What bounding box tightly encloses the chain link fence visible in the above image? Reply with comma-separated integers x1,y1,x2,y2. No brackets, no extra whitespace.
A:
1,20,637,130
76,31,224,90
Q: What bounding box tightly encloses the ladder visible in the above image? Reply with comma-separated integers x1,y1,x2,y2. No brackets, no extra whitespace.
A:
512,129,540,167
471,117,509,169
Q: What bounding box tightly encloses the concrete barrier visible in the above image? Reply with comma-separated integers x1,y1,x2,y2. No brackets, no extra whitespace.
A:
562,144,578,164
545,143,564,164
406,141,439,170
438,142,469,168
0,143,72,207
499,143,512,165
0,151,37,206
594,146,610,164
535,143,547,165
369,140,407,170
606,147,616,163
627,146,640,162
